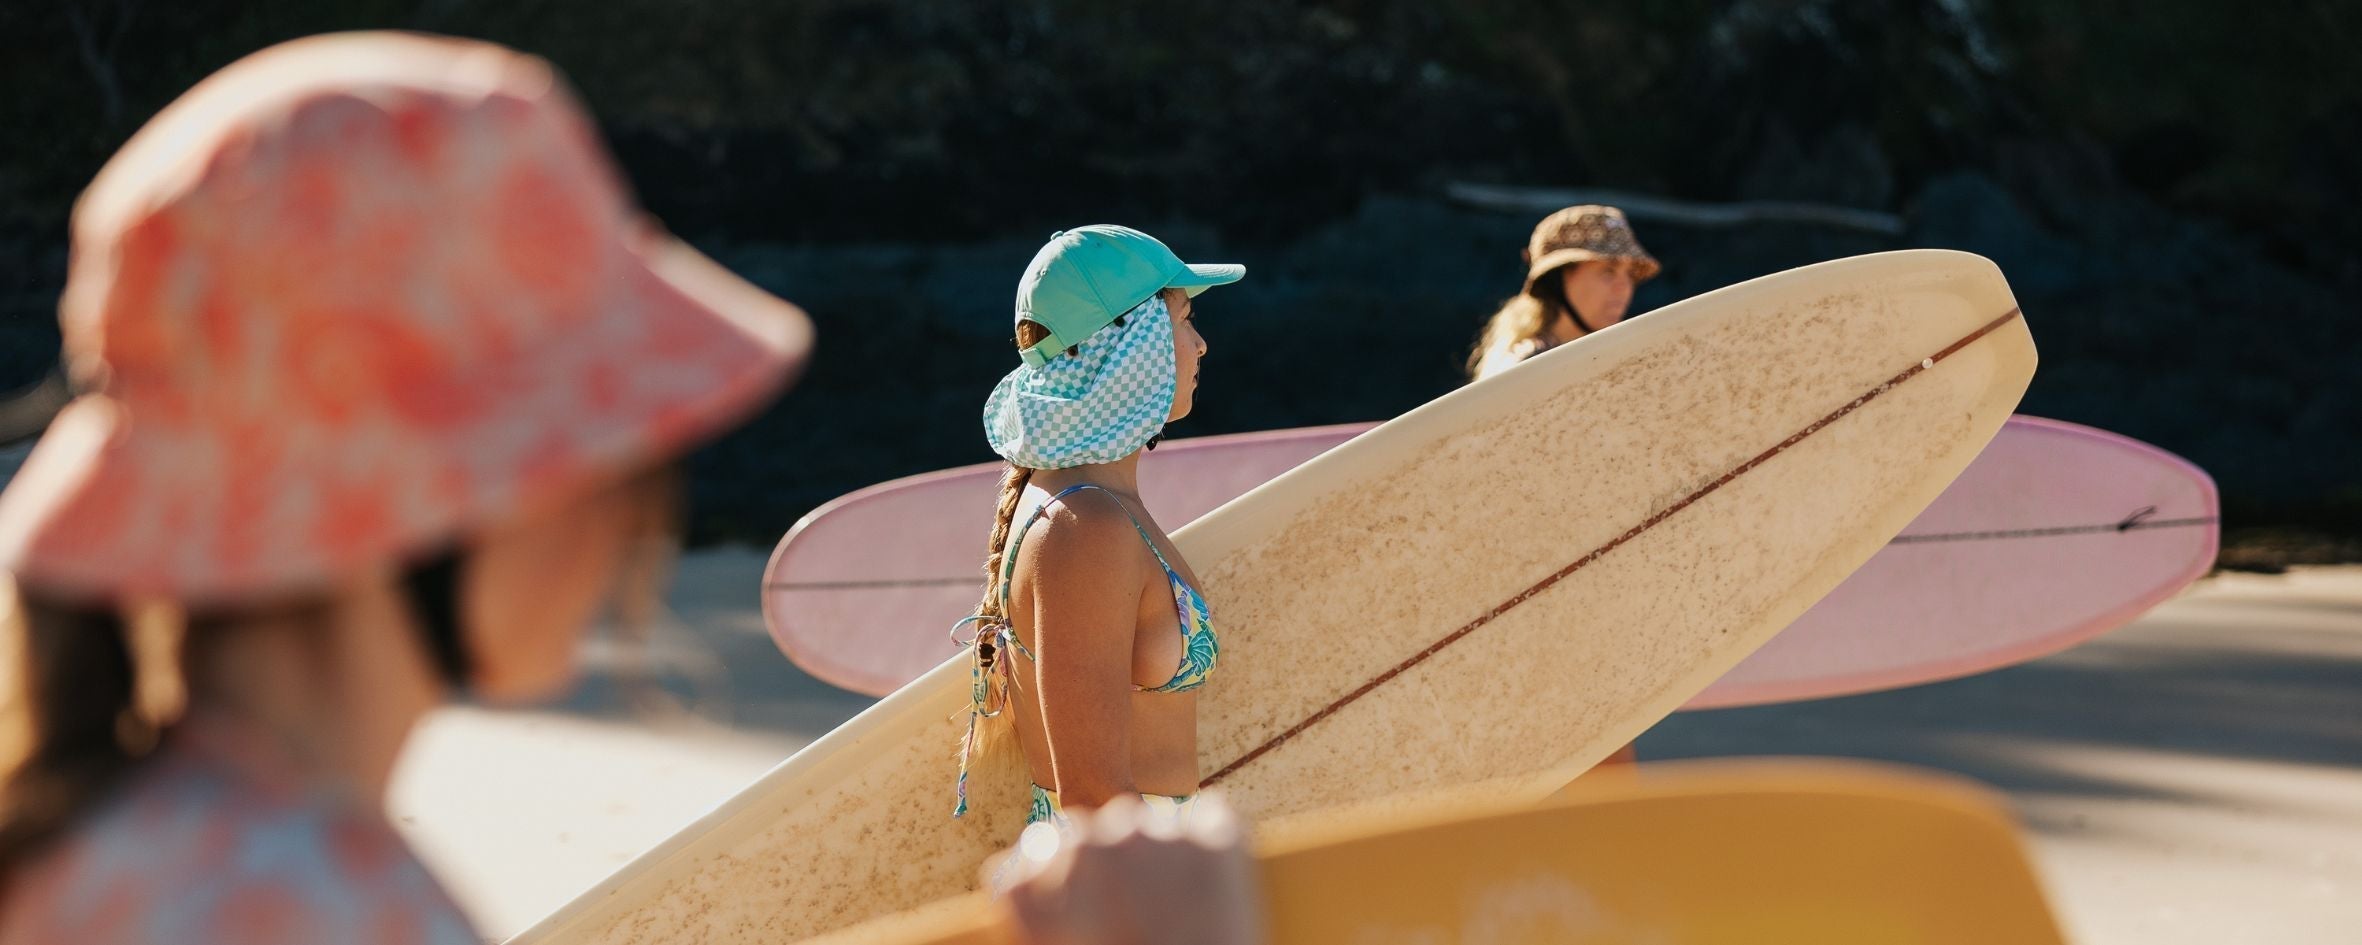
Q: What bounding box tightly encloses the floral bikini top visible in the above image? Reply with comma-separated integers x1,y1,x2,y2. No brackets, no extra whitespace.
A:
952,483,1218,815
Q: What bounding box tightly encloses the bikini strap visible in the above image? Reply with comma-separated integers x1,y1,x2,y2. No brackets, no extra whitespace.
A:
999,485,1173,615
999,485,1177,615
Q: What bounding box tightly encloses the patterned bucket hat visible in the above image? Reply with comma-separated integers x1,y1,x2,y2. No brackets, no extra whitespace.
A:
0,33,812,605
1522,204,1661,294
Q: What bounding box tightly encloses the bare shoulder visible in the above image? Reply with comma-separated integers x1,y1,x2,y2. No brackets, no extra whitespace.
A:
1008,489,1151,647
1021,489,1148,577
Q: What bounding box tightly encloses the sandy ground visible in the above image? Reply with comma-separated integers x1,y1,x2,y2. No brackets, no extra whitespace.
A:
375,548,2360,943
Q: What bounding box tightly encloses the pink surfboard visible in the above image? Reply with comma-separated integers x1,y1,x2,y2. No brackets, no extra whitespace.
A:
1688,415,2218,708
763,416,2218,704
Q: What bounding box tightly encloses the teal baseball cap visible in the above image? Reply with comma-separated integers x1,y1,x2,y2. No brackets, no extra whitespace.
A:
1014,225,1243,368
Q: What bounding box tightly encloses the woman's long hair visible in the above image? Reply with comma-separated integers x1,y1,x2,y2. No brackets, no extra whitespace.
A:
0,586,196,869
1467,266,1577,380
960,320,1056,763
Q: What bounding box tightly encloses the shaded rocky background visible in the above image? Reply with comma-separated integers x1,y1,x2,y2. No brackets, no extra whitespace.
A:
2,1,2356,564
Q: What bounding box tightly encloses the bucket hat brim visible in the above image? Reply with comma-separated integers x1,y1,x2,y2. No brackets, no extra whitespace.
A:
1524,247,1662,293
0,234,809,606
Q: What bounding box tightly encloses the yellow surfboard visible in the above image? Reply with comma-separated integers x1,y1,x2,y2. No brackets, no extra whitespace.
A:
510,251,2035,943
810,760,2069,945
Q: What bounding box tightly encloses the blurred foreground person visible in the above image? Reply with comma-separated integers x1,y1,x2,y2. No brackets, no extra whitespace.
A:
0,32,1259,945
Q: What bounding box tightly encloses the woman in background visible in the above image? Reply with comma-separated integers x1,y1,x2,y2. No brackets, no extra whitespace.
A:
1468,204,1661,380
1468,205,1662,769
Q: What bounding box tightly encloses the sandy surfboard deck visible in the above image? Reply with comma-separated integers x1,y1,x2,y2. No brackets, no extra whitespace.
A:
807,760,2068,945
508,250,2035,943
768,415,2213,707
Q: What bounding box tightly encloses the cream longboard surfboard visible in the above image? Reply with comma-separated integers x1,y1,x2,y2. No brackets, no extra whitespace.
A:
807,760,2069,945
508,250,2035,944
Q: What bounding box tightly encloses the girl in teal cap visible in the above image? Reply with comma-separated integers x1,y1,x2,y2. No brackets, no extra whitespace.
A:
955,226,1244,828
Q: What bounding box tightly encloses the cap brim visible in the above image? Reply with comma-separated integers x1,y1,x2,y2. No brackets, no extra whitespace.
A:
1167,262,1246,297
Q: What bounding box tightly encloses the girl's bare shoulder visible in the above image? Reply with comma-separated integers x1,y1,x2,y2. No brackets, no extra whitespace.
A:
1016,489,1148,578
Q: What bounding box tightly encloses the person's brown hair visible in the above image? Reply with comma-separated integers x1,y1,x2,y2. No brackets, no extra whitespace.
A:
1467,266,1578,379
0,587,211,869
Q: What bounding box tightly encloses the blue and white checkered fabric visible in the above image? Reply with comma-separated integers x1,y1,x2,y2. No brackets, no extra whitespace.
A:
984,294,1175,469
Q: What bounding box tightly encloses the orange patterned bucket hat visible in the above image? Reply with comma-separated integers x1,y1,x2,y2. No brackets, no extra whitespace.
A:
1521,204,1661,294
0,33,812,605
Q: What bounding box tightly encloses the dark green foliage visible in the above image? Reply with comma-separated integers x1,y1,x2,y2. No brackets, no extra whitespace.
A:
0,1,2354,552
